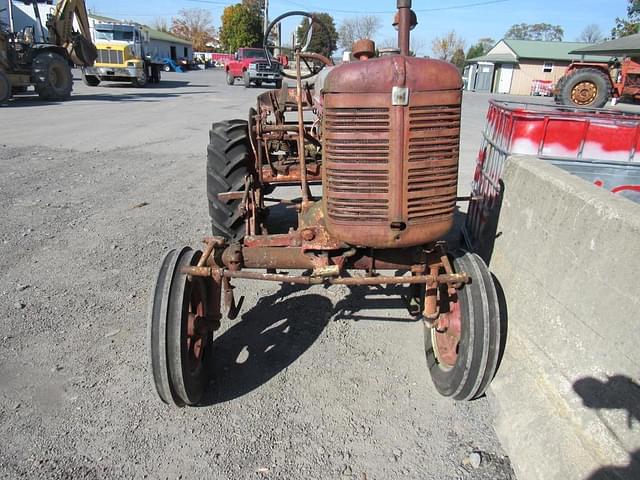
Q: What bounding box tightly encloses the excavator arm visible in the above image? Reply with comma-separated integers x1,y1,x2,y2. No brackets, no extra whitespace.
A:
44,0,96,66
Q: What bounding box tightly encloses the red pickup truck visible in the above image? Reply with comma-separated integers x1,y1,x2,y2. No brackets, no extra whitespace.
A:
225,48,283,88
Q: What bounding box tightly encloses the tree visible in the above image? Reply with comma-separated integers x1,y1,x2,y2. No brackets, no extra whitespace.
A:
296,13,339,58
451,48,466,71
505,23,564,41
338,15,382,50
431,30,466,62
577,24,603,43
219,4,263,53
611,0,640,38
153,17,170,33
171,9,216,51
466,37,494,59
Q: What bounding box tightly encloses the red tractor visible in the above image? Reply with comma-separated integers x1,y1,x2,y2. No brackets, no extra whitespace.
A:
148,2,502,407
555,56,640,108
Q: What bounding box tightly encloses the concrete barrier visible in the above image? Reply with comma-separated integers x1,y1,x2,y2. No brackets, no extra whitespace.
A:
485,156,640,480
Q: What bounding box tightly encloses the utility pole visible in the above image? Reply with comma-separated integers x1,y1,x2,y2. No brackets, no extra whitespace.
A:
263,0,269,37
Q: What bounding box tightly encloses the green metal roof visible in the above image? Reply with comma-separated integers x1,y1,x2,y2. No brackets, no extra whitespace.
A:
89,14,192,46
503,39,612,62
466,53,518,64
570,33,640,56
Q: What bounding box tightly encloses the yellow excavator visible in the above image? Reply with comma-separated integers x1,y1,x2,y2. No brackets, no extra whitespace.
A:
0,0,97,103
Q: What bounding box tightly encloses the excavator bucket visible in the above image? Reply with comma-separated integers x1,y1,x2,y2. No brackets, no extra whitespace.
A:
69,33,97,66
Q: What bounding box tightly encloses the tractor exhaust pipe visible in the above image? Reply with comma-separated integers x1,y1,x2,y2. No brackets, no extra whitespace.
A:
397,0,412,56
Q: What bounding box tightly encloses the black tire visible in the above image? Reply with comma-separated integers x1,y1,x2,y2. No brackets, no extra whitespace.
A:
0,71,12,104
424,252,501,401
32,51,73,101
226,71,235,85
275,79,283,89
207,120,252,241
82,73,100,87
255,80,262,87
556,68,611,108
131,69,148,88
243,71,252,88
148,248,216,407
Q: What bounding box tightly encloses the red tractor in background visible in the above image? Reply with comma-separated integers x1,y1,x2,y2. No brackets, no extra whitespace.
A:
555,56,640,109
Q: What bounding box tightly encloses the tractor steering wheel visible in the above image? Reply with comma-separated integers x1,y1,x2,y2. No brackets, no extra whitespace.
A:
264,11,333,80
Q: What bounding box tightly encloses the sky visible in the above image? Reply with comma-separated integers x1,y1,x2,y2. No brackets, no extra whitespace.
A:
84,0,632,55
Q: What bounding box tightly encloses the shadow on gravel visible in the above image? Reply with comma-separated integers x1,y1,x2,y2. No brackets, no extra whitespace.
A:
6,90,214,107
574,375,640,479
202,287,332,405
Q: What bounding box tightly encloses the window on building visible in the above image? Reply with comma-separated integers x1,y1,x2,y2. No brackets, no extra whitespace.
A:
184,47,188,57
543,62,553,73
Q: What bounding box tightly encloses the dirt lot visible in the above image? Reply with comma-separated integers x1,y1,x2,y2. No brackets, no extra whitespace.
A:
0,69,521,479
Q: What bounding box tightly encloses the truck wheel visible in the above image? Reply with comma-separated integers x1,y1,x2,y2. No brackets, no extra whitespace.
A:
243,71,252,88
82,73,101,87
275,79,283,89
226,71,235,85
32,51,73,100
424,252,501,401
207,120,252,241
131,69,148,88
557,68,611,108
0,71,12,104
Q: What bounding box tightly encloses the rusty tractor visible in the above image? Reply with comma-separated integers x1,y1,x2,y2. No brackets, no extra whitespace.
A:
148,1,502,407
555,57,640,108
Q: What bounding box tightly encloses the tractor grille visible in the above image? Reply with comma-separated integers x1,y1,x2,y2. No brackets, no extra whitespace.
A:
97,49,123,65
325,107,391,223
406,104,460,224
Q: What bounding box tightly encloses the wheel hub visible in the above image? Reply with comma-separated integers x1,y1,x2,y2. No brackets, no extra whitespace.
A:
432,299,461,368
571,81,598,106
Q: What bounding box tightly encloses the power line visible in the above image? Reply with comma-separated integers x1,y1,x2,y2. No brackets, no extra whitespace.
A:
274,0,508,15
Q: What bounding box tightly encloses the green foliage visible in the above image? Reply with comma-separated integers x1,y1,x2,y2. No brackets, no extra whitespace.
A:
505,23,564,41
296,13,339,58
611,0,640,38
451,48,466,71
219,4,263,53
466,37,494,59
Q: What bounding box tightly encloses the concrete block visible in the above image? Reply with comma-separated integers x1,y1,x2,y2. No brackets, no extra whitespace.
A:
487,156,640,480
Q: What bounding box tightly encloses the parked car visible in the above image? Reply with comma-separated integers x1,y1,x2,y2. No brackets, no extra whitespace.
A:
225,47,282,88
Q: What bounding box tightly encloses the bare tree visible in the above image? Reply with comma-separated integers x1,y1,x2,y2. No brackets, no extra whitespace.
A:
431,30,466,62
153,17,170,33
338,15,382,49
577,24,603,43
171,8,217,51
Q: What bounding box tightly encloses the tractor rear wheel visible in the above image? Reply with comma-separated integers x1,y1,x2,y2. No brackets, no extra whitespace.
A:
424,252,501,401
32,51,73,100
0,70,11,104
556,68,611,108
207,120,252,241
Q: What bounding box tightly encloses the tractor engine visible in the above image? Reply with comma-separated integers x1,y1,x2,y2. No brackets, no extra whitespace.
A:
321,54,462,248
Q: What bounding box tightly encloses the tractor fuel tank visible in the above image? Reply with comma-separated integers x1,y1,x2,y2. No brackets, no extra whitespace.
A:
321,55,463,249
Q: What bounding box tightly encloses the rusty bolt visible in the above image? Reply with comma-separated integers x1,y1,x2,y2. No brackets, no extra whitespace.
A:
301,229,316,241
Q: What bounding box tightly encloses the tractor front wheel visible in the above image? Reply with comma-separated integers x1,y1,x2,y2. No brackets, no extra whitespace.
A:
32,51,73,100
557,68,611,108
424,252,501,401
148,247,219,406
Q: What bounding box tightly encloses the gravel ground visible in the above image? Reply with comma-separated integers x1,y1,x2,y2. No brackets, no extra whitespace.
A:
0,69,516,479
